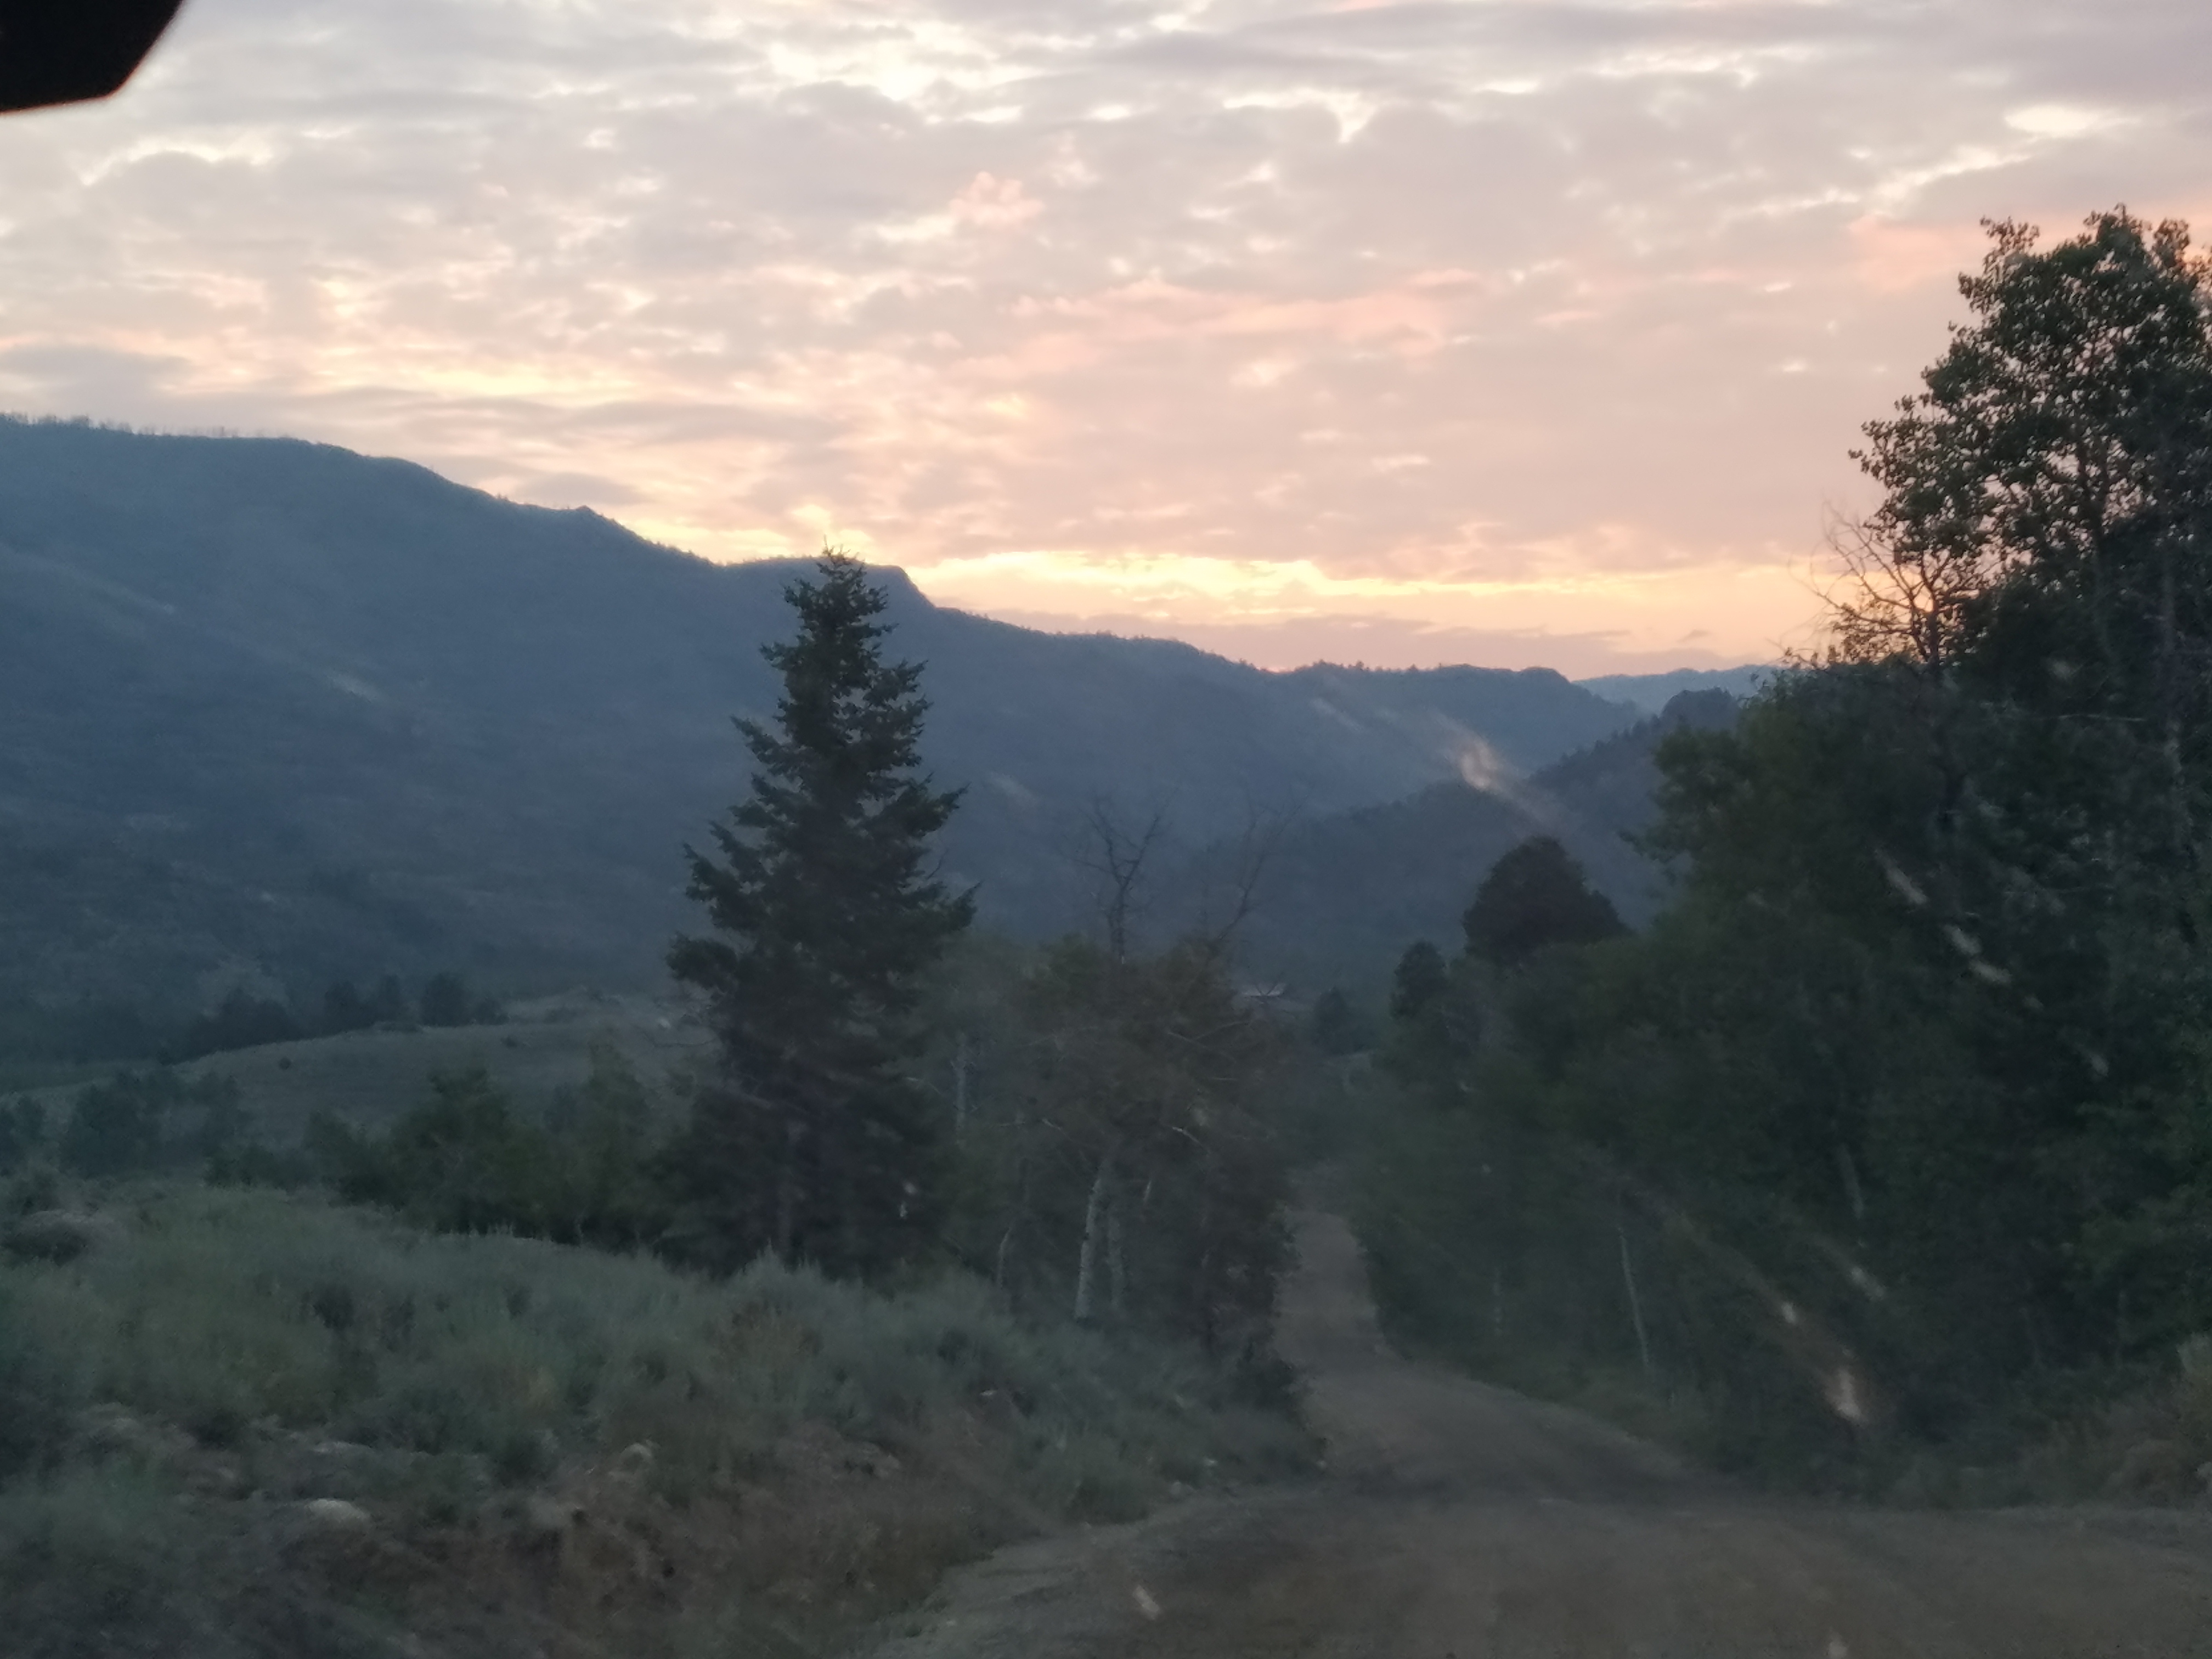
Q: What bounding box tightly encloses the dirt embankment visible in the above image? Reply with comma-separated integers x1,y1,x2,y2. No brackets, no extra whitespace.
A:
859,1212,2212,1658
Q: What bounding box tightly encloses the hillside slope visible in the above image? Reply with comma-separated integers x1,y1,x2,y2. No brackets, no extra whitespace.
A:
0,417,1639,1007
1577,665,1771,713
1203,691,1740,990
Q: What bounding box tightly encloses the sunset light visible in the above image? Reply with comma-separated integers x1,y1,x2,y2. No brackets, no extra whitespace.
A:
0,0,2203,672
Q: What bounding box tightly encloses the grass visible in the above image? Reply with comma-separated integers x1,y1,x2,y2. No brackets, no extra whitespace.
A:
10,992,701,1147
0,1181,1308,1657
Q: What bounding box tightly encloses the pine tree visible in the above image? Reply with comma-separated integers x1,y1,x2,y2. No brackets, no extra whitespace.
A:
1462,836,1624,968
1308,987,1371,1057
417,971,473,1028
1389,941,1449,1022
667,552,973,1276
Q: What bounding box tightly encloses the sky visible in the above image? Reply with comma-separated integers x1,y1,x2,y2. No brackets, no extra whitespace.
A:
0,1,2205,676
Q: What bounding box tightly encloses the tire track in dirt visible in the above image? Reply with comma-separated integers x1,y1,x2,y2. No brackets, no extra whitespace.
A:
857,1212,2212,1658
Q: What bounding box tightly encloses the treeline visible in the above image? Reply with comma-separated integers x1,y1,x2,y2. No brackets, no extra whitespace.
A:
1,1069,254,1192
168,970,504,1060
1359,210,2212,1492
282,922,1294,1379
0,970,504,1074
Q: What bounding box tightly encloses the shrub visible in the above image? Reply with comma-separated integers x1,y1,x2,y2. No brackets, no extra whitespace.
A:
416,973,472,1029
0,1468,199,1655
168,991,301,1061
0,1099,46,1173
0,1284,69,1481
0,1181,1309,1657
314,1056,665,1247
1,1184,1304,1510
55,1070,244,1180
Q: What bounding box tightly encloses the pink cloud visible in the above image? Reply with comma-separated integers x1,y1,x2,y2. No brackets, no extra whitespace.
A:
1848,216,1992,295
0,0,2204,674
1011,269,1486,349
949,172,1042,230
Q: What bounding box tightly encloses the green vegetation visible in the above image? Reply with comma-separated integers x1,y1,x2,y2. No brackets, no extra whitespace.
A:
1195,690,1733,991
167,973,503,1063
319,977,411,1037
1460,836,1625,968
0,1183,1304,1656
0,973,505,1087
0,549,1319,1655
292,562,1299,1381
932,934,1295,1373
1356,210,2212,1497
667,552,974,1277
311,1053,664,1249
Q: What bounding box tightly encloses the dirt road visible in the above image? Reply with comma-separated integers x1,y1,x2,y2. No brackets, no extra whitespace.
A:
861,1212,2212,1658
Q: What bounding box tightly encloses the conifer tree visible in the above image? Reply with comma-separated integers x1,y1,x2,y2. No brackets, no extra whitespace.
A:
1462,836,1624,968
667,552,972,1276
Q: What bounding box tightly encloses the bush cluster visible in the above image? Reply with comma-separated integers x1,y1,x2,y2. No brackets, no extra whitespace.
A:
0,1180,1306,1656
3,1069,251,1187
307,1052,663,1249
0,1180,1304,1514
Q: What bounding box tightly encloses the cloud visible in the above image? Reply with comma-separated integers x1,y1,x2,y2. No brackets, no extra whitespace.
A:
0,0,2204,668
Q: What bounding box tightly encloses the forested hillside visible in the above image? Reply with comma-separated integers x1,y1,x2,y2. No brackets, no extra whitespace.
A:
1357,211,2212,1497
1576,665,1771,713
1172,689,1739,990
0,417,1638,1016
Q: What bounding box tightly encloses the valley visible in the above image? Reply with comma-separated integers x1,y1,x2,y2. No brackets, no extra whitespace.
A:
0,417,1667,1014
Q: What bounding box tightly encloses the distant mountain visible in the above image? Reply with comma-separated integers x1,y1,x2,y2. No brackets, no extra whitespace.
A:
1576,665,1773,714
1198,691,1741,992
0,418,1643,1009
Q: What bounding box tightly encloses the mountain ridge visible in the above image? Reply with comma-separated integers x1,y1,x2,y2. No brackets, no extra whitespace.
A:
1180,689,1740,991
0,416,1647,1008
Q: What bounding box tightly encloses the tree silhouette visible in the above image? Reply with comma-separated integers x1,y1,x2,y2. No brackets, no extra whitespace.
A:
667,552,972,1276
1462,837,1624,968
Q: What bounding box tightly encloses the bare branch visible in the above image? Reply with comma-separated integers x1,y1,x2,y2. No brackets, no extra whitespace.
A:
1075,798,1170,963
1192,798,1299,963
1819,506,1996,678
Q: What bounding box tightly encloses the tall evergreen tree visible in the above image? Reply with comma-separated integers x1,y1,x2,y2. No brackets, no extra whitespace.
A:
1463,836,1624,968
1389,941,1449,1022
667,552,972,1276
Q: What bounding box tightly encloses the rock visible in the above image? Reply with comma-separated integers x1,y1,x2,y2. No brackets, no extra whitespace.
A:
606,1441,659,1491
843,1442,902,1479
77,1404,194,1465
2106,1439,2191,1500
523,1495,584,1539
190,1460,247,1498
4,1210,118,1263
298,1498,374,1531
